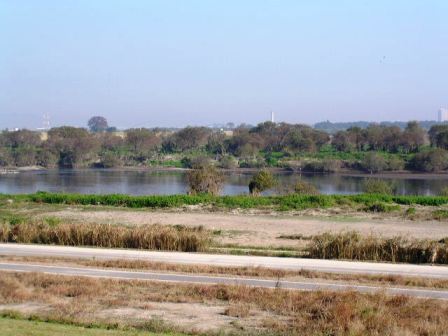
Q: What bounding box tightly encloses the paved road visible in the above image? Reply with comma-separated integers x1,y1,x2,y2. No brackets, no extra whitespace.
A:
1,262,448,300
2,243,448,279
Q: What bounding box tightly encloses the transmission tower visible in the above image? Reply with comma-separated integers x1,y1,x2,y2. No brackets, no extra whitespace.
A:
42,113,51,130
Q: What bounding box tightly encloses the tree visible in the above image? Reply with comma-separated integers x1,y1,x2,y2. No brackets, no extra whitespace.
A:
361,152,387,174
401,121,426,152
88,116,109,132
411,149,448,172
248,170,276,195
47,127,99,168
186,164,224,196
125,128,161,154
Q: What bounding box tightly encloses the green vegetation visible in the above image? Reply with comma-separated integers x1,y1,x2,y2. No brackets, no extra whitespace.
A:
307,231,448,264
11,192,448,211
0,316,178,336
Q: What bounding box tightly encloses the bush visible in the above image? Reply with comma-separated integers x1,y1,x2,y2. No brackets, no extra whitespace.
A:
362,179,394,195
293,180,320,195
364,202,399,213
248,170,276,195
186,165,224,196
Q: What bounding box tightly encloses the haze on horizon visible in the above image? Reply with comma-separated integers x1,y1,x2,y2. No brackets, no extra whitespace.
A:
1,0,447,130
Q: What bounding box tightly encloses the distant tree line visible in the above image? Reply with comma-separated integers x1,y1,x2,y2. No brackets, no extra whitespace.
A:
315,120,446,134
1,117,448,173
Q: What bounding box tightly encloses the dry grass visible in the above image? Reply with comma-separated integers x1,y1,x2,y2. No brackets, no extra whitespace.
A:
0,222,210,252
1,271,448,335
307,231,448,264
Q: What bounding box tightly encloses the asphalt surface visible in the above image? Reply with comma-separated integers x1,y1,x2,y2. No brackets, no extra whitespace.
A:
2,262,448,300
2,243,448,278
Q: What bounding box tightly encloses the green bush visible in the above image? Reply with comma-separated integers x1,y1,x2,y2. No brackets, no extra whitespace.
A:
248,170,276,195
293,180,320,195
362,179,394,195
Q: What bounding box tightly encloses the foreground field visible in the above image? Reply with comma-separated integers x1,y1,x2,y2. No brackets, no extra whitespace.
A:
2,272,448,335
0,317,178,336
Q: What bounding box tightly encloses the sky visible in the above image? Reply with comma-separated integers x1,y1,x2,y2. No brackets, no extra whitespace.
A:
0,0,447,129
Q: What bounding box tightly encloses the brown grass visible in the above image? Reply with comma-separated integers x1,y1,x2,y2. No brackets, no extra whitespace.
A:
307,231,448,264
0,222,210,252
1,271,448,335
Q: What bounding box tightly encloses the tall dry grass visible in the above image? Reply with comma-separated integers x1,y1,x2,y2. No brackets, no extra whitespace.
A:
307,231,448,264
0,222,210,252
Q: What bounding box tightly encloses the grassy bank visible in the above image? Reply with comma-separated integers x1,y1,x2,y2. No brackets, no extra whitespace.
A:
0,316,180,336
4,191,448,211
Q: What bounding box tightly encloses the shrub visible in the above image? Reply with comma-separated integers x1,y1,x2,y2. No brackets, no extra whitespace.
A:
248,170,276,195
439,187,448,197
362,179,394,195
293,180,320,195
364,202,399,213
186,165,224,196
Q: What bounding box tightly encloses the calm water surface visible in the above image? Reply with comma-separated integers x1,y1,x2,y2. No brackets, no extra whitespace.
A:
0,169,447,196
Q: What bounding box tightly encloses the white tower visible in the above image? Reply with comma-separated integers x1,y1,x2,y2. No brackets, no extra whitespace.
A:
271,111,275,123
42,113,51,130
438,108,448,122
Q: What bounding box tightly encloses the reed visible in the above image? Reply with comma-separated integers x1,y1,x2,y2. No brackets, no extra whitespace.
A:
0,222,210,252
307,231,448,264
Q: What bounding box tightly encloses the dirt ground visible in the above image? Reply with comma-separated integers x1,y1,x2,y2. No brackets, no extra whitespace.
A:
43,207,448,248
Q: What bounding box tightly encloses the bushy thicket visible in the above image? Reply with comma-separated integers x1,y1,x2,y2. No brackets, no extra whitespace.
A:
307,231,448,264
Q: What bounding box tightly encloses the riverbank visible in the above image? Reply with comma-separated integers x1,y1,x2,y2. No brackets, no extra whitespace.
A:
3,165,448,178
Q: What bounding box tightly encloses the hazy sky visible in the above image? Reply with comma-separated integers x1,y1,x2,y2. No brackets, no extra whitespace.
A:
1,1,447,129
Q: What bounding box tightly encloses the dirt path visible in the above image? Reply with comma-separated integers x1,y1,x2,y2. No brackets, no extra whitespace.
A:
49,208,448,248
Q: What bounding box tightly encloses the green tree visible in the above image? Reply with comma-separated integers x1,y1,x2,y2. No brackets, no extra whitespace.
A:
88,116,109,132
361,152,387,174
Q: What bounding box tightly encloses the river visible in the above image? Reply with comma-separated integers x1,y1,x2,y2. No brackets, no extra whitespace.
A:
1,169,447,196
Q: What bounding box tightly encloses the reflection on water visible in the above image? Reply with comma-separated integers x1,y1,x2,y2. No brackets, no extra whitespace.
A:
0,169,448,196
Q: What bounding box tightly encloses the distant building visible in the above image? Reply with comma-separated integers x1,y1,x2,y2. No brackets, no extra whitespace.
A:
438,108,448,122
